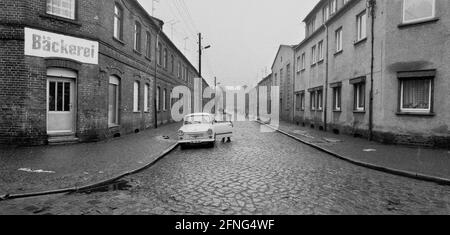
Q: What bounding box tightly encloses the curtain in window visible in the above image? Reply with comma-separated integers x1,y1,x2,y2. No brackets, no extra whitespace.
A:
402,79,430,109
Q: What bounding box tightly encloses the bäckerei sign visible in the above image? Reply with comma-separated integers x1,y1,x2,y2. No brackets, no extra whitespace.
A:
24,27,99,65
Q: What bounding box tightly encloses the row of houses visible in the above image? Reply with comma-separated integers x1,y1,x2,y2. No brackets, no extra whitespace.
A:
257,0,449,148
0,0,206,145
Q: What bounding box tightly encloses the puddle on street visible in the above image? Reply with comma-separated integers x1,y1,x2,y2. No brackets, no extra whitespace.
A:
76,180,133,194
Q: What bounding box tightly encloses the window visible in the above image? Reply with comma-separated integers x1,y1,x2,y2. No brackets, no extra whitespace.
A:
108,76,120,126
113,4,123,40
354,83,366,111
317,89,323,111
400,78,432,113
146,32,152,58
301,53,306,70
311,46,317,65
163,48,168,69
357,11,367,41
310,91,316,111
300,92,305,111
331,0,337,14
403,0,435,23
318,41,324,61
323,5,330,22
333,86,342,111
178,62,181,78
296,56,301,72
133,81,140,112
296,93,301,111
46,0,76,20
171,55,175,73
163,89,167,111
156,87,160,111
134,22,142,52
335,28,343,53
144,84,149,112
157,43,162,65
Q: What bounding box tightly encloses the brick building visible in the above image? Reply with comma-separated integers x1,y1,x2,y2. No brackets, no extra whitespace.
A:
0,0,203,145
292,0,449,147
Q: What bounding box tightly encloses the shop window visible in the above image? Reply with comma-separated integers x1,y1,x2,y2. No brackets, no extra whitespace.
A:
46,0,76,20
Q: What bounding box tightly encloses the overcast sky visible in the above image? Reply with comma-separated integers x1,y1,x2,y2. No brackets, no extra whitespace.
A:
137,0,319,87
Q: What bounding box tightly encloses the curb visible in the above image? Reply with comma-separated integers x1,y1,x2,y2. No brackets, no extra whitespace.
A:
257,121,450,186
0,143,179,201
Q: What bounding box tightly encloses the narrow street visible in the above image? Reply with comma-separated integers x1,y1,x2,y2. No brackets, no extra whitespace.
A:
0,122,449,215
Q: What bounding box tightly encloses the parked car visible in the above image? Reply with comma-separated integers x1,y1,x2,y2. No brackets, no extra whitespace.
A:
178,113,233,148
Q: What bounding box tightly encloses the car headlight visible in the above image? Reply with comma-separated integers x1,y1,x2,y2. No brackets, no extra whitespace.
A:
207,129,213,136
178,130,184,136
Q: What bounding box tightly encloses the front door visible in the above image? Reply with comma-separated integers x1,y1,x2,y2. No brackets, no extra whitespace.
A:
47,78,75,134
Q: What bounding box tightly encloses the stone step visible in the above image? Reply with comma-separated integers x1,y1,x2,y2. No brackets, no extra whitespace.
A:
48,134,79,145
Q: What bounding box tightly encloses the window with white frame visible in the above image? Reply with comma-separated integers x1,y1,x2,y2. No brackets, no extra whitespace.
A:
335,28,343,52
333,86,342,111
310,91,316,111
144,83,149,112
296,56,301,72
354,82,365,111
400,78,432,113
318,41,324,61
113,4,123,40
300,92,305,111
311,46,317,64
357,10,367,41
403,0,435,23
317,89,323,110
46,0,76,20
133,81,140,112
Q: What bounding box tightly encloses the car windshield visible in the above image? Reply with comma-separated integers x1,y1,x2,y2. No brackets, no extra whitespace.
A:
184,115,212,125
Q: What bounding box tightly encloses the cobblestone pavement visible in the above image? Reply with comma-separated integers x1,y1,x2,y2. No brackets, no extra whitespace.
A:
0,122,449,215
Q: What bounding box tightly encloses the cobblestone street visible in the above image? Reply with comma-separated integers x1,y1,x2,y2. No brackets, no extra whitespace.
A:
0,122,449,215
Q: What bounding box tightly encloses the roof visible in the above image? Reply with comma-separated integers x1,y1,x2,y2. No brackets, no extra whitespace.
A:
270,45,296,70
303,0,328,23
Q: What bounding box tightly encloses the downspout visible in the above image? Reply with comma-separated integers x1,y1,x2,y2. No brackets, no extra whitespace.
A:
292,48,296,122
154,27,162,129
368,0,376,141
324,24,329,132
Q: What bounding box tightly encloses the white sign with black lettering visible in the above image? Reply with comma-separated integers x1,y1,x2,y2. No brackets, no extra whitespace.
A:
24,27,99,65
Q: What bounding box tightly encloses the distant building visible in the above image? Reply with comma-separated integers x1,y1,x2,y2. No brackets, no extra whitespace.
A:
0,0,203,145
292,0,449,147
271,45,296,122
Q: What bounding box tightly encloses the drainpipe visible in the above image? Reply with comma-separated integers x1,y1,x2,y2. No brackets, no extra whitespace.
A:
323,23,329,132
368,0,376,141
154,27,162,129
292,48,296,122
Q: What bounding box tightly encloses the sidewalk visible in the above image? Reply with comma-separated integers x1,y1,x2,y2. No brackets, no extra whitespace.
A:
272,121,450,182
0,123,182,196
